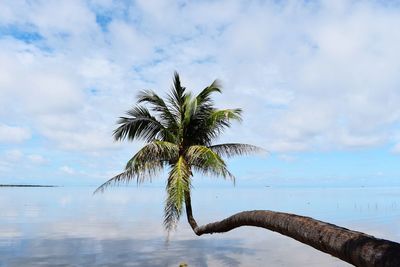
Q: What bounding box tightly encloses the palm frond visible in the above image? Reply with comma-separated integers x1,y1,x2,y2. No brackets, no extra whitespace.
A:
204,108,242,139
196,80,222,106
186,145,234,181
183,93,197,127
113,106,165,142
168,72,186,116
164,156,191,231
94,141,179,193
94,160,164,194
208,143,263,158
182,108,242,147
137,89,178,129
209,108,242,124
125,141,179,168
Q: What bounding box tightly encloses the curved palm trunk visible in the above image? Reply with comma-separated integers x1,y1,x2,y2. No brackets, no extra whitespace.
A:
184,193,400,267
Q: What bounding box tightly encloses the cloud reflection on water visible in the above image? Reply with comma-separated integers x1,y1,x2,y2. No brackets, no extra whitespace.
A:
0,186,399,266
1,237,253,267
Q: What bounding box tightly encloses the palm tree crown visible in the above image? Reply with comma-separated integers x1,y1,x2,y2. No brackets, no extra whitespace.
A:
96,72,260,231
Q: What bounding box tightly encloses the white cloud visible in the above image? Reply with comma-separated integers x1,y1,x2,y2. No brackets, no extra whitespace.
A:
392,142,400,154
0,43,84,115
1,0,400,158
0,124,31,143
106,20,153,65
1,150,47,165
278,154,297,162
4,149,23,161
60,166,76,175
27,154,47,164
205,0,400,152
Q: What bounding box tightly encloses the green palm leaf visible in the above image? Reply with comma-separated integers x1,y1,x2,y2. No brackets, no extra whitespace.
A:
196,80,221,106
209,143,263,158
186,145,234,181
137,89,178,130
164,156,191,231
168,71,187,118
125,141,179,167
94,160,164,194
113,106,166,142
95,141,179,193
209,108,242,125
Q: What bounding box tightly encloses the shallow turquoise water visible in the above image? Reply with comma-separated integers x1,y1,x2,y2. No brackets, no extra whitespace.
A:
0,186,399,266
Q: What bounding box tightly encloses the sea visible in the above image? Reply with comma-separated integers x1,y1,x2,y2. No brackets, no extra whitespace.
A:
0,186,399,266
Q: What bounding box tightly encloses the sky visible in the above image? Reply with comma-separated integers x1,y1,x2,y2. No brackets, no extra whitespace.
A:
0,0,400,187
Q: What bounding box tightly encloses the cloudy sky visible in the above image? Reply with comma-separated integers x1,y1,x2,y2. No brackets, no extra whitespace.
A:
0,0,400,187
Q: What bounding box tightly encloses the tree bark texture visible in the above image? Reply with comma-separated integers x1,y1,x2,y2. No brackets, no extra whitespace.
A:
184,195,400,267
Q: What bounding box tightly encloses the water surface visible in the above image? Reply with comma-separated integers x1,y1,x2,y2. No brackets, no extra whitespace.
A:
0,186,399,266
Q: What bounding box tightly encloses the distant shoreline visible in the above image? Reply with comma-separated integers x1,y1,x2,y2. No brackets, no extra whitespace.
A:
0,184,58,187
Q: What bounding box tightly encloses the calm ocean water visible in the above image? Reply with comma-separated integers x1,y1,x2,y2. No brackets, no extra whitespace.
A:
0,186,399,266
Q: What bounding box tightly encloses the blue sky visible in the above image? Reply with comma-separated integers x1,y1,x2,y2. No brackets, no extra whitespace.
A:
0,0,400,187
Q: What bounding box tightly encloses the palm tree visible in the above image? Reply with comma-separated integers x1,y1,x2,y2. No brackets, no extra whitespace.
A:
96,72,400,267
95,72,260,231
